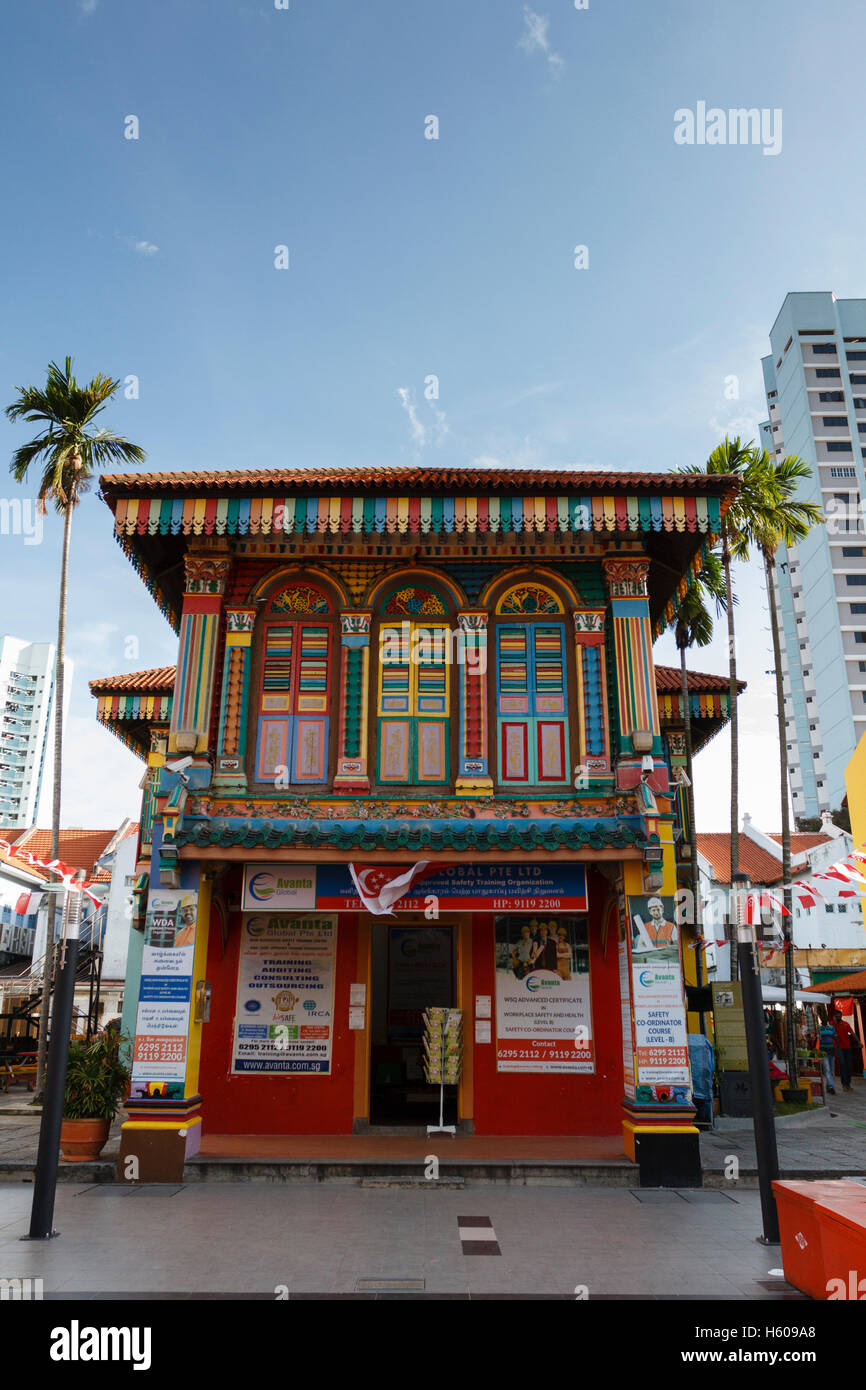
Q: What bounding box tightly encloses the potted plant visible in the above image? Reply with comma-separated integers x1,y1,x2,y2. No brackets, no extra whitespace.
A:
60,1030,130,1162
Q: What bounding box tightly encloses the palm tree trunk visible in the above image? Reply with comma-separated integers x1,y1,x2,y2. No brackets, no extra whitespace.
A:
680,642,706,1033
33,500,73,1100
723,534,740,981
764,551,798,1089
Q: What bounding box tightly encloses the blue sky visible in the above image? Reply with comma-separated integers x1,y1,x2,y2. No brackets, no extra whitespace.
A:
2,0,865,829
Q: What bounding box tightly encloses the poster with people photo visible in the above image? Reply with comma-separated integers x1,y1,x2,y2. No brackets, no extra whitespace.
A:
494,916,593,1074
629,894,680,963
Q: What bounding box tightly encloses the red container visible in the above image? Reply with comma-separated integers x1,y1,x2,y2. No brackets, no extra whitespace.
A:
814,1198,866,1301
772,1180,866,1299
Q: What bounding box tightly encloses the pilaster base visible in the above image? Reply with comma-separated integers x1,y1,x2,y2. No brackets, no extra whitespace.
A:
212,771,248,794
333,775,371,794
455,777,494,797
622,1100,701,1187
118,1094,203,1183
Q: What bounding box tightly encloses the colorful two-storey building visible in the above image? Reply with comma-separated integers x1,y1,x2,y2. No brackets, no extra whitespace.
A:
91,464,738,1185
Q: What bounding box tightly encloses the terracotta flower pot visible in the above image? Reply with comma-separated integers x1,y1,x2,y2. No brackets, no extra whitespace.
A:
59,1117,111,1163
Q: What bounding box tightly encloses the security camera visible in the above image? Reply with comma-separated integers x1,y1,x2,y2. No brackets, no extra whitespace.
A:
641,755,654,775
674,766,691,788
166,756,193,773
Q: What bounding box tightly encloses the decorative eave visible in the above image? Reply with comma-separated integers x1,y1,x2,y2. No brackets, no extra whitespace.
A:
174,814,657,856
90,667,175,758
655,665,747,753
98,466,740,632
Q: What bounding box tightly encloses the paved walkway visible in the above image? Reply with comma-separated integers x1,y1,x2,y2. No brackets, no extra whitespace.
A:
701,1079,866,1176
0,1181,804,1298
1,1080,862,1182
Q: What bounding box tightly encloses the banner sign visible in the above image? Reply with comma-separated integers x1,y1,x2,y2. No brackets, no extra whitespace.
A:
627,895,691,1089
232,914,337,1074
316,863,587,913
494,914,593,1073
131,889,198,1085
242,866,317,912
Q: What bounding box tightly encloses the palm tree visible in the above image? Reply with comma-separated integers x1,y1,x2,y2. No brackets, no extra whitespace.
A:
681,437,773,976
5,357,145,1094
671,552,727,1028
732,449,822,1090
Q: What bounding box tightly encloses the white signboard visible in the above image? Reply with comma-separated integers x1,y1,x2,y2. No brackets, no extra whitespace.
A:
242,865,317,912
494,916,594,1073
632,962,691,1085
131,888,198,1087
232,914,337,1074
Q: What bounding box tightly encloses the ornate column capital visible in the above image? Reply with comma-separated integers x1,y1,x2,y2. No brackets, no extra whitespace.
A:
183,553,232,596
340,610,372,641
573,609,606,641
457,609,489,632
603,557,650,599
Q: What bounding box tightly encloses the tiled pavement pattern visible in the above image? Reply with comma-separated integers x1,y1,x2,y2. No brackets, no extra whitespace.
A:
458,1215,501,1255
0,1182,805,1298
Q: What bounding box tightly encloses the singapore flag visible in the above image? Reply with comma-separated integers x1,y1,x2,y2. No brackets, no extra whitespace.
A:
349,862,432,916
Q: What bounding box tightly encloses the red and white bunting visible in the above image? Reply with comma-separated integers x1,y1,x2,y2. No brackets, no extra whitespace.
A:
0,838,102,907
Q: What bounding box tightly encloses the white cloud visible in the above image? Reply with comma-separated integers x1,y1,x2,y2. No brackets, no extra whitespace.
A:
116,234,159,257
79,0,99,14
518,6,564,76
396,388,448,450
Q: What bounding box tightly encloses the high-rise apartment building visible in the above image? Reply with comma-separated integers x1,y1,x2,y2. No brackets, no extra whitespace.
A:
760,291,866,821
0,636,71,827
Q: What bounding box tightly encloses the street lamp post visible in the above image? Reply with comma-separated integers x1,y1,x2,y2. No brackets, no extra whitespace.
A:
24,870,83,1240
734,871,780,1244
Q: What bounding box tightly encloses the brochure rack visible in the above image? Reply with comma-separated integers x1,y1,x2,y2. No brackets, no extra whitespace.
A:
422,1006,462,1135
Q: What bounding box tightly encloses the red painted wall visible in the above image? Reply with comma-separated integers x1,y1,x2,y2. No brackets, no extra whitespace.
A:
470,870,623,1136
199,902,358,1135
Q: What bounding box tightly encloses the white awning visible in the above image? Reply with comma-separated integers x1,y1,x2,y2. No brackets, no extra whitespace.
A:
761,985,831,1004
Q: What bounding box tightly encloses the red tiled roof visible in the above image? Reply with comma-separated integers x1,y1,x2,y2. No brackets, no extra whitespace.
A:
696,831,831,885
0,843,51,881
768,833,832,853
803,971,866,995
99,466,740,497
14,829,120,877
89,667,175,693
655,666,746,694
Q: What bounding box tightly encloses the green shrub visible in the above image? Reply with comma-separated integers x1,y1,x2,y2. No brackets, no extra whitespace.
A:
63,1030,130,1120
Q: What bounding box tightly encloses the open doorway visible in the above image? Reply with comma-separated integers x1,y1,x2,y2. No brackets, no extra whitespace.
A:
369,920,458,1126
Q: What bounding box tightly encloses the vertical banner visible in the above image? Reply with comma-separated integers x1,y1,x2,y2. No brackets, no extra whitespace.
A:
618,932,636,1100
232,914,337,1074
494,915,593,1073
131,888,198,1090
628,894,692,1099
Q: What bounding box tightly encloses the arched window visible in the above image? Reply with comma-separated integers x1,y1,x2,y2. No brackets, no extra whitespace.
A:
375,582,451,785
493,582,570,787
253,582,335,785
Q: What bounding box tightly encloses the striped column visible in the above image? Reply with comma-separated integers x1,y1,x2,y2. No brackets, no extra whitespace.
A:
169,552,231,756
334,611,372,792
602,558,660,755
214,606,257,790
455,610,493,797
572,609,611,785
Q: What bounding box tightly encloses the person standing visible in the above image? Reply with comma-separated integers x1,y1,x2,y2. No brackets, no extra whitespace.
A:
833,1008,857,1092
818,1017,837,1096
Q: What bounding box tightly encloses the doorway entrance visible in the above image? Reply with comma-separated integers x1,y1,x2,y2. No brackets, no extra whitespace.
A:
368,920,459,1126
